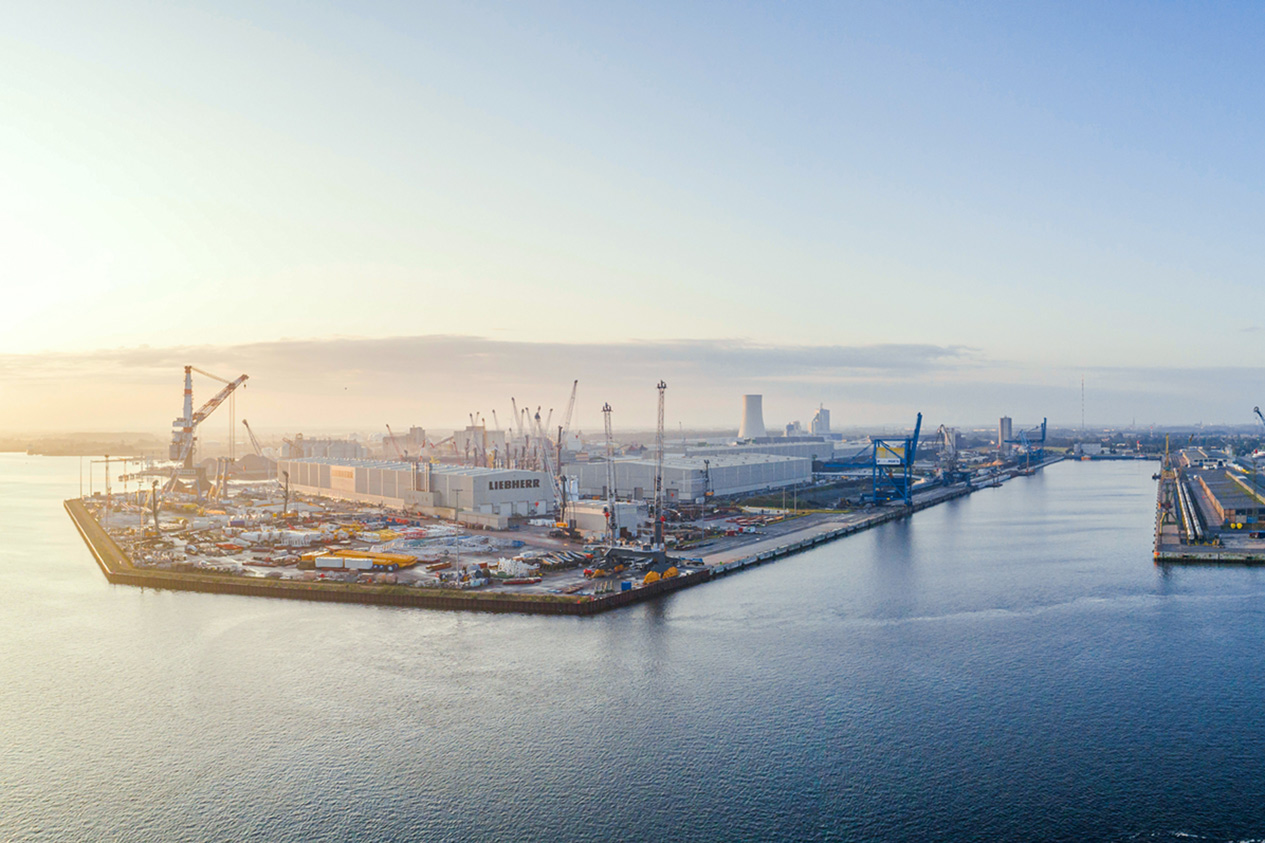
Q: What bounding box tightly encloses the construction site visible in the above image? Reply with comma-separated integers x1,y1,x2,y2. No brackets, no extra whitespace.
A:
66,367,1068,613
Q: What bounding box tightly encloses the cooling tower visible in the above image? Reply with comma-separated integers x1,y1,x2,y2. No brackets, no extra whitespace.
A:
739,394,766,439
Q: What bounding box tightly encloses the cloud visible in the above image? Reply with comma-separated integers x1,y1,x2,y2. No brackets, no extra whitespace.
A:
0,335,1259,433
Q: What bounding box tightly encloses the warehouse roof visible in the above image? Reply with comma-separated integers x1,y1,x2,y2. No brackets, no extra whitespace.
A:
577,454,809,471
1192,469,1265,512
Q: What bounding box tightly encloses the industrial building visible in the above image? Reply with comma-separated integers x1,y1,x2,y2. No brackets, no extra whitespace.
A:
676,440,837,464
1189,468,1265,528
568,500,643,539
565,453,811,503
276,457,555,529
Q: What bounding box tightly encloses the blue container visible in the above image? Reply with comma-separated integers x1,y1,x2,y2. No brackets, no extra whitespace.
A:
621,581,632,592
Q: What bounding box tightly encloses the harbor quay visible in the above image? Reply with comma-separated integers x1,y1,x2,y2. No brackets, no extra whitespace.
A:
1154,446,1265,565
66,462,1055,616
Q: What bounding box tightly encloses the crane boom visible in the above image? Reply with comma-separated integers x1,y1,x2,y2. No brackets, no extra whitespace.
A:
192,375,248,426
385,424,406,460
561,380,578,442
190,366,230,384
533,410,564,514
242,419,264,457
1255,406,1265,429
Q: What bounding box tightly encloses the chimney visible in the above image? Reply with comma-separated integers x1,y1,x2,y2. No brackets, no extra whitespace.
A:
739,394,766,439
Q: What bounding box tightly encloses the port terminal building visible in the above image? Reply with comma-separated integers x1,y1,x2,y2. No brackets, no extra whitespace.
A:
276,458,555,529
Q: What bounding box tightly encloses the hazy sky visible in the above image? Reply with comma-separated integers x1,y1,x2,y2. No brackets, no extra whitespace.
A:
3,2,1263,432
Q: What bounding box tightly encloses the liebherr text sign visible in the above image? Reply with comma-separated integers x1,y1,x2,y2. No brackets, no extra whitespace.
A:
488,478,542,491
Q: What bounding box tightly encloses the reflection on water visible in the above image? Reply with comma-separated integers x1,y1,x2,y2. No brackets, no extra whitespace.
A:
3,454,1265,842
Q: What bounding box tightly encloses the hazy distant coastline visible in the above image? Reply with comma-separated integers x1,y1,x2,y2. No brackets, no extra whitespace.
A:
0,433,165,458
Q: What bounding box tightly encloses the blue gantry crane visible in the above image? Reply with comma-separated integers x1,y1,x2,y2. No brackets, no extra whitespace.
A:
1005,417,1047,469
867,412,923,507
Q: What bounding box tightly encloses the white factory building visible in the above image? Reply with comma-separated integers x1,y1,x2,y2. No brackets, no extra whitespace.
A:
276,458,555,529
564,453,811,503
567,500,644,539
676,439,836,464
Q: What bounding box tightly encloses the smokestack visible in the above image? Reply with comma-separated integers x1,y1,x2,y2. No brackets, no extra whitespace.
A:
739,394,766,439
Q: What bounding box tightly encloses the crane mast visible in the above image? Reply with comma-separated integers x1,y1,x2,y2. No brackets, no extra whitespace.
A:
602,402,616,546
533,410,565,523
653,380,666,550
560,379,578,449
385,423,407,460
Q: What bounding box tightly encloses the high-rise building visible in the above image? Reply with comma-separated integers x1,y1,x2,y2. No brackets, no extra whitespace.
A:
810,406,831,435
739,394,766,439
998,416,1013,455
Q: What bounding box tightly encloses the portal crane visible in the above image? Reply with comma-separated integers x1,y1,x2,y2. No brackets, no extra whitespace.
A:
869,412,922,507
1004,418,1048,468
168,366,249,473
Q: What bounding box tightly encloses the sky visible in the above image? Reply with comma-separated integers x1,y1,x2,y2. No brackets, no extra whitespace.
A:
2,1,1263,433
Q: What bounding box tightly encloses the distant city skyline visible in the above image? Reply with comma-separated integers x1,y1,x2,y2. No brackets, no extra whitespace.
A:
3,3,1264,430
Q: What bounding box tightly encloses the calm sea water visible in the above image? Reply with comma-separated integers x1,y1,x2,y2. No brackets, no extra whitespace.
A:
3,453,1265,842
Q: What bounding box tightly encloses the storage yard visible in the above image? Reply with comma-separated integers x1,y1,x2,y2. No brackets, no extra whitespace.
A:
72,481,703,601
